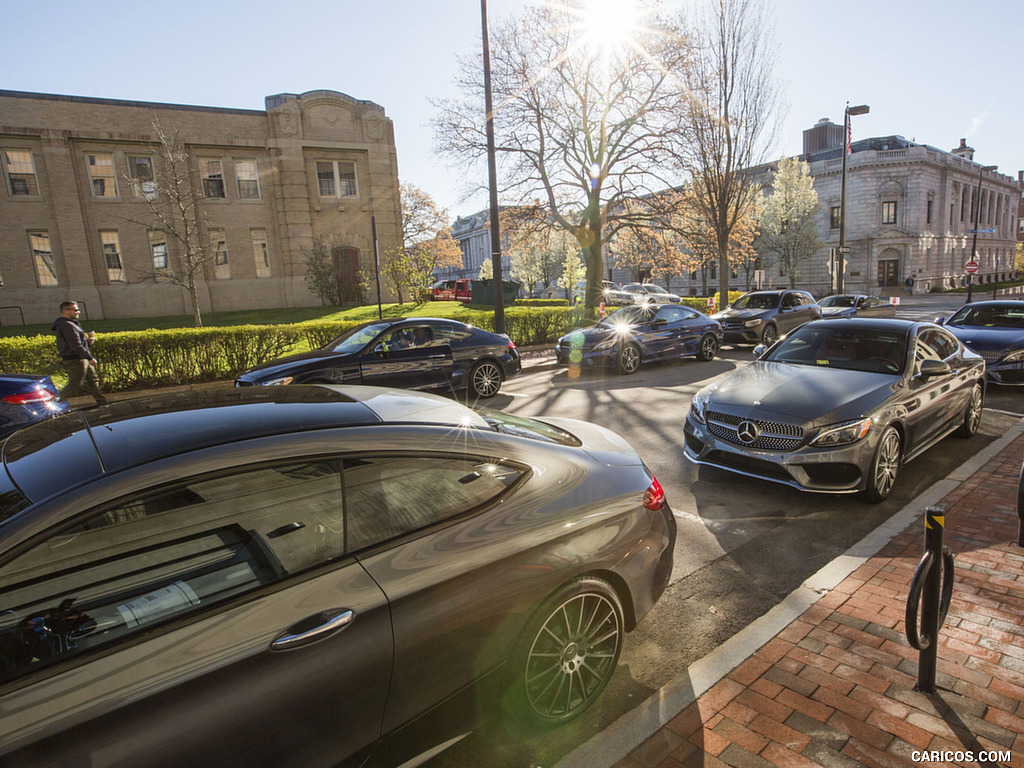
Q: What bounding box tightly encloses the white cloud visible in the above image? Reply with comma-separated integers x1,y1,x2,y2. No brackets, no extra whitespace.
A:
964,108,991,139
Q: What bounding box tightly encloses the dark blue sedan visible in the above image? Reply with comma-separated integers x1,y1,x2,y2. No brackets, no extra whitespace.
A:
235,318,521,398
0,374,69,436
556,303,723,374
938,300,1024,386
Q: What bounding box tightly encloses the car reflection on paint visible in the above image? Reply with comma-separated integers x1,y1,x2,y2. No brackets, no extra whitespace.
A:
684,318,985,502
0,374,69,436
0,385,674,768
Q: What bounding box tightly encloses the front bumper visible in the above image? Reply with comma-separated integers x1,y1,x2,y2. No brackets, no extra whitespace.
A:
984,359,1024,386
683,414,881,494
555,342,618,367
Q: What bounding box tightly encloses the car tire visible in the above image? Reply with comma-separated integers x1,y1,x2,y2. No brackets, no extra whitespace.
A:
955,383,983,438
617,343,641,375
469,360,502,398
503,577,624,727
697,334,718,362
861,426,901,503
760,324,778,347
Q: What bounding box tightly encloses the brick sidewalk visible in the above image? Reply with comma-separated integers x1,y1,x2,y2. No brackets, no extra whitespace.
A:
614,433,1024,768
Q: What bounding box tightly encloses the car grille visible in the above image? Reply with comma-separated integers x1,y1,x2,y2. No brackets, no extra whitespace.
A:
721,320,744,330
706,410,803,451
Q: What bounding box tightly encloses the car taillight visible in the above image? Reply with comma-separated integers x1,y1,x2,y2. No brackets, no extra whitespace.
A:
507,340,517,350
643,476,666,510
2,388,56,405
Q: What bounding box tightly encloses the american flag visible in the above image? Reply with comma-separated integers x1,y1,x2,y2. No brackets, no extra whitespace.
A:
847,122,852,155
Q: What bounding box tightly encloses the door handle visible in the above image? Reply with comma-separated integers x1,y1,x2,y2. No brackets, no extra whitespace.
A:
270,609,353,651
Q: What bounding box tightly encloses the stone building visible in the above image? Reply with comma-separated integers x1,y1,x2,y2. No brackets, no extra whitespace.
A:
0,89,402,324
600,120,1021,298
436,209,512,281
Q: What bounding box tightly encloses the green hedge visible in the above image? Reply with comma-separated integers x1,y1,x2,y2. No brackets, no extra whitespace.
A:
0,298,741,392
513,298,570,307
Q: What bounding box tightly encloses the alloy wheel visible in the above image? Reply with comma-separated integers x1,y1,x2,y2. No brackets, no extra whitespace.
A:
471,362,502,398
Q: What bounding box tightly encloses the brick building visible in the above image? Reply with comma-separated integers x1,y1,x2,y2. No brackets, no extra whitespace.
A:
0,89,402,324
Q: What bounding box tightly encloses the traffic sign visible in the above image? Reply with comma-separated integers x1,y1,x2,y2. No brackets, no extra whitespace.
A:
966,228,996,234
837,246,851,254
965,261,979,274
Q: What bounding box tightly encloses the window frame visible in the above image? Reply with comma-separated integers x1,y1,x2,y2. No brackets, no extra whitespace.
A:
28,231,58,287
100,230,124,283
3,148,40,197
209,228,230,279
316,160,359,199
234,158,261,200
251,229,271,278
829,206,841,230
149,230,168,270
127,155,157,200
86,153,119,199
881,200,897,225
199,158,226,199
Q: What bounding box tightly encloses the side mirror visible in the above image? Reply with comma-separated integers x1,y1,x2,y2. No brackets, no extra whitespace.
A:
918,359,951,379
934,316,946,325
753,344,767,357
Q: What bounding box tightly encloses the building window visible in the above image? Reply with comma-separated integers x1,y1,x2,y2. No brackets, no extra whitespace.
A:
829,206,841,229
251,229,271,277
3,149,39,196
29,232,57,286
210,228,230,279
87,153,118,198
149,231,168,270
200,159,225,199
881,201,897,225
1018,219,1024,235
128,155,157,200
926,200,933,224
235,159,260,200
316,160,358,198
100,231,124,282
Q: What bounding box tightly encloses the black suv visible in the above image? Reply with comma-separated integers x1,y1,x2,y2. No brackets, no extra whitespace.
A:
711,289,820,346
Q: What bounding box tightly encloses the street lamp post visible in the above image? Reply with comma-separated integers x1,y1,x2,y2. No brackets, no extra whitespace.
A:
837,103,869,295
966,163,998,304
481,0,505,334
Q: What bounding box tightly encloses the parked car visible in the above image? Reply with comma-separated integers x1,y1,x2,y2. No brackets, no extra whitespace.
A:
936,300,1024,386
571,280,633,305
431,278,472,302
235,317,520,398
819,294,896,319
0,386,675,768
556,303,723,374
620,282,683,304
0,374,69,436
684,318,985,502
711,289,820,346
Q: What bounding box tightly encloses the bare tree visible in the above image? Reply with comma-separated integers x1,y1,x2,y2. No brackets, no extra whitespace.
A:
755,157,822,287
121,121,215,327
433,1,695,310
676,0,783,310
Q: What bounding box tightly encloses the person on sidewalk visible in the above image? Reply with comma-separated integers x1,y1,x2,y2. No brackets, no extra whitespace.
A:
51,301,107,405
905,275,914,295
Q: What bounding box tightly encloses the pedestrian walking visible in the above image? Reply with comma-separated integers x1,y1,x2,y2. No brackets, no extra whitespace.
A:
51,301,107,405
905,275,915,295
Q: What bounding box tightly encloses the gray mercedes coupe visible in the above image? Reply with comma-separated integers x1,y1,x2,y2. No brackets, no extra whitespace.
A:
684,318,985,502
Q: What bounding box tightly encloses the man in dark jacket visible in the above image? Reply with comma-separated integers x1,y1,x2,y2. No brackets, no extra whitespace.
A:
51,301,107,405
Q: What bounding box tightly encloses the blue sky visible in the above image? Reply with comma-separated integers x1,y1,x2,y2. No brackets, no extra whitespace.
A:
7,0,1021,217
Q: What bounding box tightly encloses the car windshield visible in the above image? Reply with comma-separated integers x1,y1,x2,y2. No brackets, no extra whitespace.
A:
819,296,856,308
645,285,670,294
946,305,1024,329
325,322,392,353
732,293,779,310
764,325,908,374
477,408,581,446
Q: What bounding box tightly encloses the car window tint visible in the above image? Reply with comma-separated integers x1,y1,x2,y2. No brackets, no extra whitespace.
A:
0,459,345,683
915,329,953,373
655,306,685,323
344,456,522,550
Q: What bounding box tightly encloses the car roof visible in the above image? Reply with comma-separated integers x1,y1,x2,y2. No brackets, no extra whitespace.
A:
2,386,489,504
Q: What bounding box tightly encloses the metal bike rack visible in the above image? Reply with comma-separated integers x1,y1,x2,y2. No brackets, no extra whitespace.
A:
904,506,955,694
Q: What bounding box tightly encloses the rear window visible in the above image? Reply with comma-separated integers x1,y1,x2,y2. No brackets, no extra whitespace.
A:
477,408,581,446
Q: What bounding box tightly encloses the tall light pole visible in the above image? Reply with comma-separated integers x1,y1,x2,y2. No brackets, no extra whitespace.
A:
967,163,998,304
481,0,505,334
837,103,869,294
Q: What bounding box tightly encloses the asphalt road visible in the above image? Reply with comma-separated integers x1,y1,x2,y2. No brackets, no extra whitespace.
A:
426,295,1022,767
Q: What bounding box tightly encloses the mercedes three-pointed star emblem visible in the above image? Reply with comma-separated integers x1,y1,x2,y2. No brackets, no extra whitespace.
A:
737,420,760,445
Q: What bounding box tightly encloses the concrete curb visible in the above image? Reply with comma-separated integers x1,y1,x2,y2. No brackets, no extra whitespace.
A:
552,416,1024,768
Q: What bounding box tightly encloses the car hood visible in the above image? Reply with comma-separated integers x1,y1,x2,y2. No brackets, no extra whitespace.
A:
561,325,634,346
820,306,854,317
239,349,344,379
950,327,1024,352
711,307,771,322
701,361,896,425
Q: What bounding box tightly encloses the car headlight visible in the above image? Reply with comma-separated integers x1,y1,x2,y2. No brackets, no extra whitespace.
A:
689,390,709,425
811,418,873,447
1001,349,1024,363
594,336,619,351
261,376,294,386
744,318,763,328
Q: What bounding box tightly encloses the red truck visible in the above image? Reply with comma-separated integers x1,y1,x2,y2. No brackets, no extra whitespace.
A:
431,279,472,302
